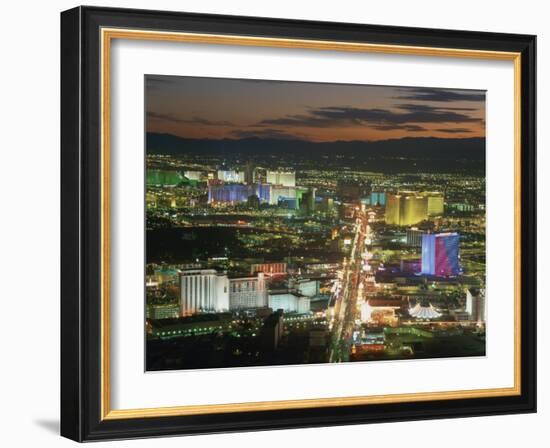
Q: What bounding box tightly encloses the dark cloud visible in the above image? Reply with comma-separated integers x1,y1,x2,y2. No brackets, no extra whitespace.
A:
188,117,234,127
435,128,473,134
372,124,426,132
391,104,481,123
146,111,181,123
256,103,481,129
394,87,486,102
395,103,477,112
147,111,234,126
229,128,304,140
256,114,333,128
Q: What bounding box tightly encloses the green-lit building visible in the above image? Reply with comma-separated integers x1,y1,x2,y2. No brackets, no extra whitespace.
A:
148,313,233,339
146,169,201,187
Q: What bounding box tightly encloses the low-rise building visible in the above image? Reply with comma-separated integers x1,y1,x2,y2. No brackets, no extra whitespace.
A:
268,291,310,314
146,303,180,320
149,313,233,339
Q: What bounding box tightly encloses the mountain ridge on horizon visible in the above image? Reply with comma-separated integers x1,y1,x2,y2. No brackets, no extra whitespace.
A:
146,132,486,163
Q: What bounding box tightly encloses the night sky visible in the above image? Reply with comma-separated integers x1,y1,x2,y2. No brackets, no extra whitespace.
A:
146,75,485,142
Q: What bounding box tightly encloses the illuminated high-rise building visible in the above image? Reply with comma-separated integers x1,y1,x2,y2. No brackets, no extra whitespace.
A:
146,170,183,187
183,170,202,181
321,197,334,212
244,162,256,184
270,185,297,205
370,190,386,206
385,194,401,224
386,192,428,226
421,232,460,277
277,197,297,210
421,191,445,216
228,273,268,310
250,262,287,276
179,270,229,316
268,292,310,314
292,278,319,297
208,184,256,203
406,228,424,247
402,194,428,225
466,288,486,322
299,188,316,215
217,169,245,183
267,170,296,187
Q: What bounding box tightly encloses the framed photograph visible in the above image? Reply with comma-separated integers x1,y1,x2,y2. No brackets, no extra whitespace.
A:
61,6,536,441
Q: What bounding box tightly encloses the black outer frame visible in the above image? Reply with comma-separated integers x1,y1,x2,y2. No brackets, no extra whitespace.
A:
60,6,536,442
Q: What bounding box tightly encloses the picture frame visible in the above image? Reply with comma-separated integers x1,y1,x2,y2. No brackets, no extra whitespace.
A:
60,6,536,441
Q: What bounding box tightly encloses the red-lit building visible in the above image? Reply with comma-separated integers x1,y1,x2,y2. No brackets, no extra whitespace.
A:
250,262,287,276
421,232,460,277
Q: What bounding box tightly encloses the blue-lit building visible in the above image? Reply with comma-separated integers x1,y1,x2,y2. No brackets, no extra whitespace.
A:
370,191,386,206
208,184,256,203
421,232,460,277
278,197,297,209
208,182,275,204
256,183,272,203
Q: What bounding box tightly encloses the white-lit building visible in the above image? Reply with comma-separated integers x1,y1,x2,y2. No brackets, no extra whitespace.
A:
466,288,486,323
406,227,424,247
270,185,297,205
183,170,202,181
289,278,319,297
179,269,229,316
229,273,268,310
217,169,245,183
267,170,296,187
408,302,442,319
268,292,310,314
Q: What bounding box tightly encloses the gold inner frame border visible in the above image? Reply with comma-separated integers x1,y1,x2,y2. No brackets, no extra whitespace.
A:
99,27,522,420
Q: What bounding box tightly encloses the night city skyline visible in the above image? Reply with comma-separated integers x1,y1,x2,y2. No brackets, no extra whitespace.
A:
145,75,486,371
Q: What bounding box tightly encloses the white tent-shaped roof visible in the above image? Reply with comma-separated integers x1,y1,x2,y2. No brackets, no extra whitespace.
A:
408,303,442,319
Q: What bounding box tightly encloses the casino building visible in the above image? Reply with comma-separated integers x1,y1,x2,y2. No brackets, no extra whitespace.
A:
180,269,270,314
385,191,445,226
421,232,460,277
228,273,268,310
217,169,245,183
370,190,386,207
466,288,486,323
421,191,445,216
250,262,287,276
386,192,429,226
207,184,257,204
267,291,310,314
408,302,442,319
266,170,296,187
179,269,229,316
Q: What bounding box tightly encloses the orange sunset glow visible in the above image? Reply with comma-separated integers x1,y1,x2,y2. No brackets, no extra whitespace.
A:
146,75,485,142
